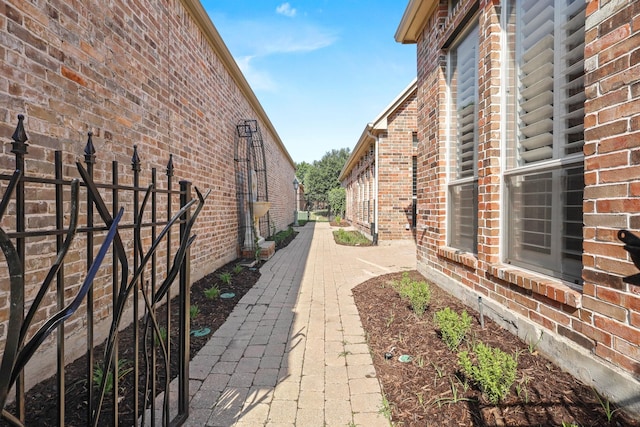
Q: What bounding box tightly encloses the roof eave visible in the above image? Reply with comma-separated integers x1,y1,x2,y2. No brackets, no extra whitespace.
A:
339,125,376,182
395,0,438,44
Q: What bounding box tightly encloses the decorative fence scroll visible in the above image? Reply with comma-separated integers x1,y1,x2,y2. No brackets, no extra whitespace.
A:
0,115,208,426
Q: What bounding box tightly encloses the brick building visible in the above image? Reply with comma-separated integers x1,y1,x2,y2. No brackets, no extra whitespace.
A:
339,79,418,242
0,0,295,389
396,0,640,415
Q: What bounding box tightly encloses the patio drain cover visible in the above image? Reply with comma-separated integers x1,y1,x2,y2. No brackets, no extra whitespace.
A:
220,292,236,299
191,327,211,337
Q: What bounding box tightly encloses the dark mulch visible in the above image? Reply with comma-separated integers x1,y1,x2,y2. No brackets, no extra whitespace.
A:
352,270,640,427
1,231,297,426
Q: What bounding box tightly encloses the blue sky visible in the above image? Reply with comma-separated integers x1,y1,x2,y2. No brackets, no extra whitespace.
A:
202,1,416,164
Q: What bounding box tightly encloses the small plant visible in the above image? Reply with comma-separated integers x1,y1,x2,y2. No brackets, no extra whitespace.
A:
433,376,473,407
515,374,530,404
218,272,232,285
430,361,444,378
233,264,244,274
528,330,544,354
190,305,200,320
458,342,517,404
385,311,395,328
393,272,431,317
434,307,472,350
416,392,425,408
154,326,168,346
338,350,352,358
93,358,133,394
333,228,372,246
561,422,580,427
204,285,221,300
334,215,342,224
455,373,470,393
379,395,393,421
593,389,620,422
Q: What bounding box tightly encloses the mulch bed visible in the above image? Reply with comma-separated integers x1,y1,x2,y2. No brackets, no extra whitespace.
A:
352,270,640,427
1,231,296,426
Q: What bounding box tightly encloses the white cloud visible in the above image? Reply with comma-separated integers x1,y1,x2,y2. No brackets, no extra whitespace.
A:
276,3,297,17
235,55,277,92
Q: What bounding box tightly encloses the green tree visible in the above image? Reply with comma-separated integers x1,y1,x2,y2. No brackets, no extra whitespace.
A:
328,187,346,217
295,161,312,185
305,148,350,206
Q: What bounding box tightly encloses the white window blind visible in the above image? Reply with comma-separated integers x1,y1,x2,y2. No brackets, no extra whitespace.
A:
448,23,479,254
506,0,585,284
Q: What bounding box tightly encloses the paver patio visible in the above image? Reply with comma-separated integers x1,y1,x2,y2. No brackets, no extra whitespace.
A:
183,222,416,426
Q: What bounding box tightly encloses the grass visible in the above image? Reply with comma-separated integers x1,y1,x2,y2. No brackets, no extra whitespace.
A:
267,226,297,246
333,228,372,246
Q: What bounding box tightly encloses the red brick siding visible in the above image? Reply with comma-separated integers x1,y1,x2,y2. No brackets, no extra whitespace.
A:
583,0,640,374
414,0,640,379
342,90,417,241
377,92,417,240
0,0,294,384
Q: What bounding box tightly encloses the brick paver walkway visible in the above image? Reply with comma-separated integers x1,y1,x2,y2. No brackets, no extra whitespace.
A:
184,222,416,426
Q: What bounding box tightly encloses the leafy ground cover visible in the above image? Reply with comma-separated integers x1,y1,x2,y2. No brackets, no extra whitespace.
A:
333,228,373,246
352,270,640,427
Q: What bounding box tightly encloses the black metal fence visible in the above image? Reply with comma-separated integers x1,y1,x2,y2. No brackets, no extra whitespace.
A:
0,115,208,426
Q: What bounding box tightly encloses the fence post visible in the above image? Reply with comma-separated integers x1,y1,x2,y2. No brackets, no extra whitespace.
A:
84,131,96,425
178,179,192,420
11,114,28,422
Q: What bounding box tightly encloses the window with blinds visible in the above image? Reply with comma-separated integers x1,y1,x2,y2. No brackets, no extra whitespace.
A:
505,0,585,284
448,23,478,254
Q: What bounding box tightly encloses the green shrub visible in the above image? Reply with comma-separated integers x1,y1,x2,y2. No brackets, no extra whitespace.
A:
233,264,244,274
218,272,232,285
267,226,297,245
458,342,517,404
204,285,220,300
393,272,431,317
190,305,200,320
93,359,132,393
434,307,472,350
334,215,342,223
332,228,372,246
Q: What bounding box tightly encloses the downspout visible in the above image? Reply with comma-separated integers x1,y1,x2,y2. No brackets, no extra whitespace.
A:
367,129,379,245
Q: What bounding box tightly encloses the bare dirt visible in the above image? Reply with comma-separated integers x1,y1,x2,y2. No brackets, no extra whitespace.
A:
352,270,640,427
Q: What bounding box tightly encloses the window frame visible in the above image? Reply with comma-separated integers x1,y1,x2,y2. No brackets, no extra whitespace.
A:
446,20,480,254
502,0,586,285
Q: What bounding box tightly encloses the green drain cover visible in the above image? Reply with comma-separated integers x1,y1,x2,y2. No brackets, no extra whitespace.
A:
190,327,211,337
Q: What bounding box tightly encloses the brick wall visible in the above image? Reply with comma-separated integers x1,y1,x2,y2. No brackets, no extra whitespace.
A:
0,0,295,386
342,86,417,241
377,92,417,240
583,0,640,377
408,0,640,415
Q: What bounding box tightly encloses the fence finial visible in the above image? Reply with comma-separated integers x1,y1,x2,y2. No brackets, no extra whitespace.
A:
84,131,96,164
166,154,174,177
131,145,141,172
11,114,29,155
